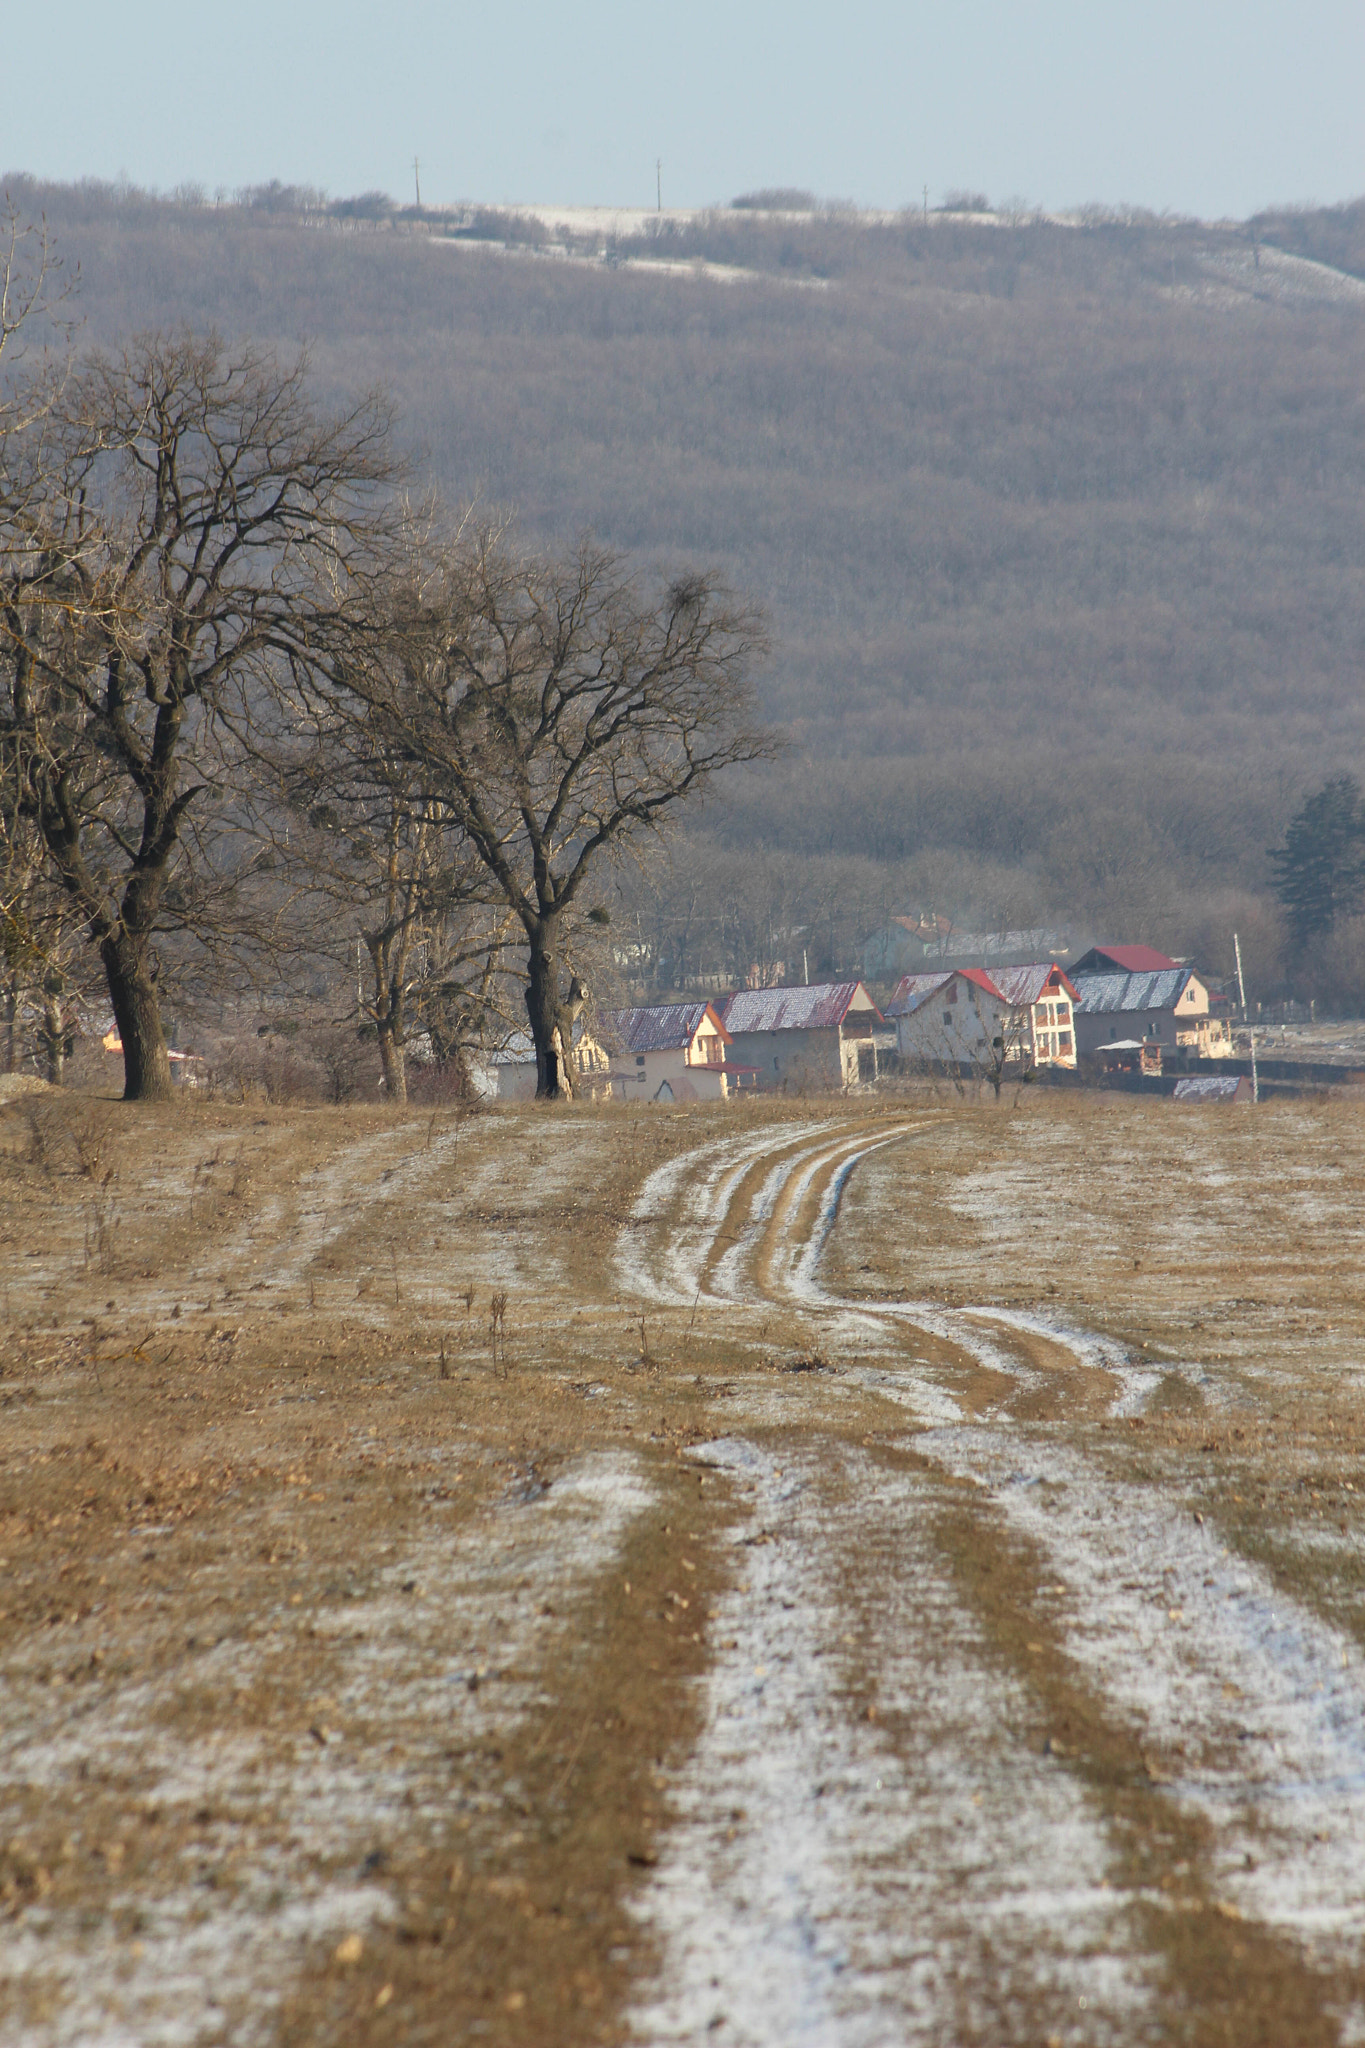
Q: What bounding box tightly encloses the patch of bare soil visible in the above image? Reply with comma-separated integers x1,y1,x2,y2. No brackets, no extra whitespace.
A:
1,1086,1364,2044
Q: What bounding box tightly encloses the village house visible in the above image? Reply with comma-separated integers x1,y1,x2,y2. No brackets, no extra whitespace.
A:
1070,963,1232,1061
888,963,1079,1072
718,981,892,1091
861,914,952,980
597,1001,746,1101
482,1018,613,1101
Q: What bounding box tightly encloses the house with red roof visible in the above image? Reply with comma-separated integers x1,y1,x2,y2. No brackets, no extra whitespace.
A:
887,964,1079,1073
1069,943,1182,976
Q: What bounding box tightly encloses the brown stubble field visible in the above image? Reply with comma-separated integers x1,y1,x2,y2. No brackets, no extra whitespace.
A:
2,1081,1365,2047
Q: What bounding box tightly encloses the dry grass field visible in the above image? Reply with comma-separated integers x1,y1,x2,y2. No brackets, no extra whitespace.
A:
1,1081,1364,2046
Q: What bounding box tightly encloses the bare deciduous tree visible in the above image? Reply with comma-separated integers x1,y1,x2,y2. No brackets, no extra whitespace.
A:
267,742,519,1102
0,332,396,1100
336,530,775,1098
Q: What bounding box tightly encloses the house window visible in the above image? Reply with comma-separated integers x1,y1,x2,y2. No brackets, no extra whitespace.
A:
1059,1032,1072,1052
635,1054,646,1066
942,1010,953,1027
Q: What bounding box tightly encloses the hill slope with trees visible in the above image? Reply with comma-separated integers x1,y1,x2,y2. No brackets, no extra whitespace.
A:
7,178,1365,999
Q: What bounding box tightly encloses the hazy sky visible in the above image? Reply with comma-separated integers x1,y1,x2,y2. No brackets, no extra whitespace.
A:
8,0,1362,220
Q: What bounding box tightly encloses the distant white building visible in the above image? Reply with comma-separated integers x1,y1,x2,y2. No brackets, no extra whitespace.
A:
479,1019,612,1101
887,963,1079,1072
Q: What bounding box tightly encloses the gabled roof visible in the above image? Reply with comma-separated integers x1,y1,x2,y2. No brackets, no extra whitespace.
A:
1071,943,1181,976
990,962,1080,1007
887,964,1077,1016
718,982,880,1034
1072,968,1193,1014
597,1001,728,1053
884,971,956,1018
955,968,1005,999
886,967,1004,1016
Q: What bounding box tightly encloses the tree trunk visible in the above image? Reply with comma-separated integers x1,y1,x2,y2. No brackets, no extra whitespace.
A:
42,987,65,1087
101,935,174,1102
3,987,18,1074
525,926,575,1100
378,1024,407,1102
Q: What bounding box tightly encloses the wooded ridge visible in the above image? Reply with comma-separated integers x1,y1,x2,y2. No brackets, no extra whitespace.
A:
6,177,1365,1026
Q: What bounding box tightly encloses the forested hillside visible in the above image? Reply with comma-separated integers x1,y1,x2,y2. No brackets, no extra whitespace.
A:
9,177,1365,994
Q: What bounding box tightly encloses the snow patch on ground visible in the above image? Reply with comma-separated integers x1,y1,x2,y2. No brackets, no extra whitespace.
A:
617,1125,810,1306
921,1428,1365,1952
1,1452,653,2048
629,1438,1156,2046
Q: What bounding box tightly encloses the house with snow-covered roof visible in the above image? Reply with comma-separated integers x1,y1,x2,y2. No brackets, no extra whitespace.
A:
1070,965,1232,1061
887,964,1078,1073
480,1017,613,1102
717,981,892,1091
596,1001,750,1101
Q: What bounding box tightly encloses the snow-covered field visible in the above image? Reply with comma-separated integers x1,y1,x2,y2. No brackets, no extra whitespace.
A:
3,1090,1363,2044
617,1108,1365,2043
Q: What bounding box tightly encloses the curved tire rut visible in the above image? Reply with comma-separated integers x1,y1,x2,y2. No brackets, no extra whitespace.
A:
619,1117,1365,2047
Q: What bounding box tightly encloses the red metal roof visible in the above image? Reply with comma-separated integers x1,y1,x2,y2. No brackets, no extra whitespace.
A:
1079,944,1181,974
889,963,1078,1016
885,971,954,1017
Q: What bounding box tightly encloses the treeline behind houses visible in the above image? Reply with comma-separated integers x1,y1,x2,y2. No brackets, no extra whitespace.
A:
3,178,1365,1046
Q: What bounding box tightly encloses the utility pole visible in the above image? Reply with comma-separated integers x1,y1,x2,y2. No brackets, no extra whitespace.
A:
413,156,422,209
656,158,662,214
1233,931,1259,1104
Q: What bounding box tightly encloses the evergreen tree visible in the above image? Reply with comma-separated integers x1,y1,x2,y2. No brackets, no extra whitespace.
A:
1268,776,1365,942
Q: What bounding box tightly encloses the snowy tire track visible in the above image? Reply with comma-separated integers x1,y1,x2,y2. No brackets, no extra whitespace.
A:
617,1119,1365,2035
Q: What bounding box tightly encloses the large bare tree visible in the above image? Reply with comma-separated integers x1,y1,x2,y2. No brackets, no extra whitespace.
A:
0,332,396,1099
340,530,774,1097
264,735,519,1102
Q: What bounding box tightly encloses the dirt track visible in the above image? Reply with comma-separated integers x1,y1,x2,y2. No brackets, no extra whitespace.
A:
2,1087,1364,2045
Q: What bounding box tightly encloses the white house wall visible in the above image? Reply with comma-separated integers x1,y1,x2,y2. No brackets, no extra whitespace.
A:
896,990,999,1068
614,1044,729,1101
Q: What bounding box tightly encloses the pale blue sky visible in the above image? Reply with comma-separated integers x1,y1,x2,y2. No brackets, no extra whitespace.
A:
8,0,1362,220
